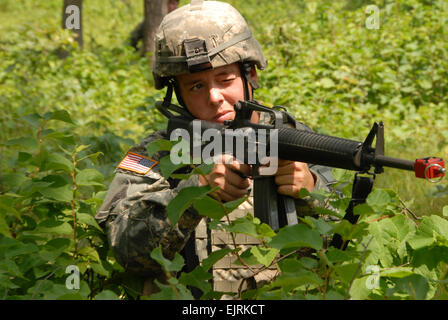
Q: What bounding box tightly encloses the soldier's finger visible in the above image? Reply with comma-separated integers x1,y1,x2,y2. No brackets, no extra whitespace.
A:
225,169,250,189
277,184,300,198
222,181,250,199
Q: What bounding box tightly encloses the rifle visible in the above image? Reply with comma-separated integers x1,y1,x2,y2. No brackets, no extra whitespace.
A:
156,99,446,249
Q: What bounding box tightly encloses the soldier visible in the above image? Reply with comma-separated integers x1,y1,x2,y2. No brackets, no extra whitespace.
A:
96,0,335,298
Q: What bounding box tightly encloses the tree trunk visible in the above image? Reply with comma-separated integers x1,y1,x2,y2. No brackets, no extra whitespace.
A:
62,0,83,48
142,0,169,57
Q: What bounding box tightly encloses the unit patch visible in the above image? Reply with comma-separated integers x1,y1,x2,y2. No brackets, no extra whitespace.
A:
118,152,158,175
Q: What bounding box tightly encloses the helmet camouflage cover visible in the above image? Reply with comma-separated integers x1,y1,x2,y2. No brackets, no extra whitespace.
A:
153,0,267,89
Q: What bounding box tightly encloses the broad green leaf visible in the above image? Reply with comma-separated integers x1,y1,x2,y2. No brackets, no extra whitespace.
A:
1,173,27,189
20,113,43,127
75,144,90,154
78,246,101,263
47,110,75,124
250,246,279,267
411,246,448,269
44,132,76,145
269,224,323,250
178,266,213,295
146,139,173,157
150,246,184,273
166,185,210,225
95,290,120,300
4,242,39,259
272,268,323,289
6,137,39,152
381,267,414,278
366,189,391,211
34,220,73,235
159,155,189,179
386,274,430,300
39,184,73,202
46,153,74,172
320,77,335,88
349,276,371,300
408,216,448,250
76,168,104,187
201,248,232,271
77,212,103,232
228,217,259,239
193,196,225,220
334,263,359,284
90,262,110,277
149,279,194,300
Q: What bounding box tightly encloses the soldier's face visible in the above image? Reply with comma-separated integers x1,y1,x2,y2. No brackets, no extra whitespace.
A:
176,63,246,123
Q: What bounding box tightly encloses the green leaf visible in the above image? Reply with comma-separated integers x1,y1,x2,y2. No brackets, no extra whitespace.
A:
77,212,103,232
46,153,74,172
150,279,194,300
408,215,448,250
349,276,371,300
39,184,73,202
193,196,225,220
201,248,232,271
250,246,279,267
443,206,448,217
95,290,120,300
366,189,392,211
34,220,73,235
1,173,27,189
6,137,39,152
320,77,335,88
76,168,104,187
272,268,323,289
411,246,448,269
44,131,76,145
166,185,210,225
269,224,323,250
78,246,101,263
159,155,190,179
146,139,173,157
228,216,259,239
387,274,430,300
178,266,213,295
334,263,359,284
46,110,75,124
4,242,39,259
381,267,414,278
223,196,248,213
150,246,184,273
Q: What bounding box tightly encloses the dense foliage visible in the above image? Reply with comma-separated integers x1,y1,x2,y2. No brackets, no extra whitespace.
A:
0,0,447,300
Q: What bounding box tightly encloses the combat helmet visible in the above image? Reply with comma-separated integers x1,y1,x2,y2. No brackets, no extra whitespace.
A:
153,0,267,110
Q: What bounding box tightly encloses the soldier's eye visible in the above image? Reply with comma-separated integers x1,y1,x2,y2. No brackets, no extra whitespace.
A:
190,83,203,91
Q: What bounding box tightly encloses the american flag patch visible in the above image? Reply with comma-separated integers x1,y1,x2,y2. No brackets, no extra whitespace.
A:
118,152,158,175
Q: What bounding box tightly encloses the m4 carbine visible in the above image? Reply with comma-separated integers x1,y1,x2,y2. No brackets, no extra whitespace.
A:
157,100,446,249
